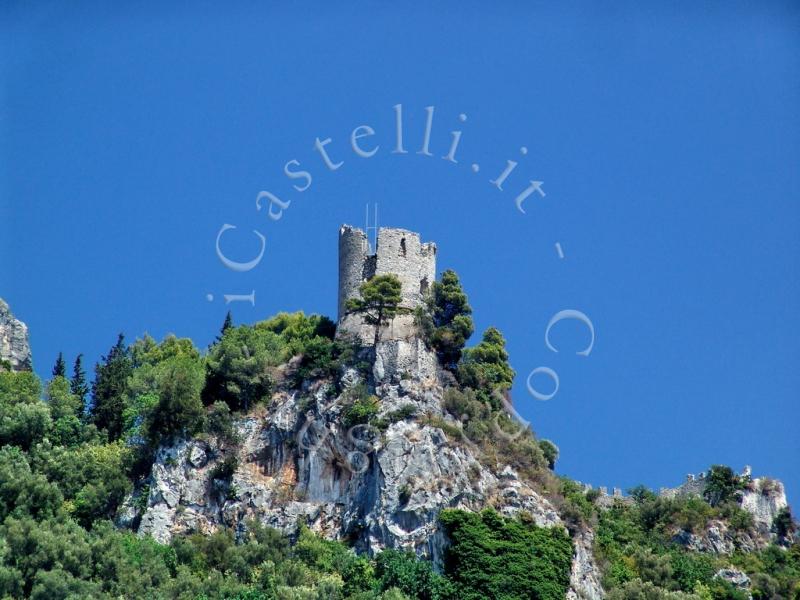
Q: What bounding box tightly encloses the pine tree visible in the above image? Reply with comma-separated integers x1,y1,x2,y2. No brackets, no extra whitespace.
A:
417,269,474,370
211,311,234,346
90,334,133,441
70,353,89,404
221,310,233,335
346,274,403,346
52,352,66,378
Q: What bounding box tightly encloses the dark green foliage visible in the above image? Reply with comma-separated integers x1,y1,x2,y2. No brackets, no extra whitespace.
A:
51,352,66,378
559,478,596,533
220,310,233,338
45,376,81,421
439,508,573,600
210,455,239,482
90,333,133,441
629,485,658,504
206,400,240,445
539,439,559,470
457,327,515,408
69,353,88,406
256,311,344,382
773,506,796,541
703,465,745,506
0,446,62,521
668,550,716,592
416,269,474,370
346,274,404,346
203,325,282,411
376,549,454,600
143,356,205,445
32,440,133,527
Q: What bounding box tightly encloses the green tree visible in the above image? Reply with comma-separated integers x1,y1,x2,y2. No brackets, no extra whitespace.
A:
144,356,205,445
90,334,133,441
439,508,572,600
45,376,82,421
457,327,515,407
417,270,474,370
0,371,51,450
221,310,233,335
203,325,284,411
773,506,796,541
375,549,453,600
51,353,66,378
539,439,559,470
69,353,88,408
346,274,404,346
703,465,742,506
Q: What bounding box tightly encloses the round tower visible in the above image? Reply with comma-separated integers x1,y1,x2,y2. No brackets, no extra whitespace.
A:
337,225,369,320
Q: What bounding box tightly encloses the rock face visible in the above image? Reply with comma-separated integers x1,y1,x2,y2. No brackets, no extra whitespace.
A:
741,477,789,536
665,473,789,554
0,298,32,371
133,337,602,598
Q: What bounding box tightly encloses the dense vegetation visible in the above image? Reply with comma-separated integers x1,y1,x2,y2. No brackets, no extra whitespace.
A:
439,509,573,600
590,478,800,599
0,362,572,598
0,270,796,599
0,301,581,599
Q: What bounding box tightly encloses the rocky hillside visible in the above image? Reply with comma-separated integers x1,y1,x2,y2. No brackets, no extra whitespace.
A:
116,313,794,599
0,260,797,599
125,334,602,599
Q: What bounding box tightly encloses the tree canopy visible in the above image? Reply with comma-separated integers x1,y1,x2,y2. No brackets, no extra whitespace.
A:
346,274,404,346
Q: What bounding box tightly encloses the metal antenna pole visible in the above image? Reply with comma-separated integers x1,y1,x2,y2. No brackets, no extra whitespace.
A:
365,203,379,253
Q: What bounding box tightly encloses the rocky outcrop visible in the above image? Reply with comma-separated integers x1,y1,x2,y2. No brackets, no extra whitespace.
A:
741,477,788,536
132,338,603,597
672,520,747,555
715,568,752,598
567,529,604,600
668,476,789,556
0,298,32,371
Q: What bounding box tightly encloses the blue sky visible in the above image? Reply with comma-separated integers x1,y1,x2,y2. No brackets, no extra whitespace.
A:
2,2,798,501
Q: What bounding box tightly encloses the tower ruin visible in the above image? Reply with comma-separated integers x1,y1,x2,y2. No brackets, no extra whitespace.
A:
337,225,436,344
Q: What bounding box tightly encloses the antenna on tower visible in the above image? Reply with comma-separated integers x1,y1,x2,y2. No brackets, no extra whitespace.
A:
365,203,379,253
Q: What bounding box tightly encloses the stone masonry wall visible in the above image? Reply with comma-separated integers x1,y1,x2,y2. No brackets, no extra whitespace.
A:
337,225,436,345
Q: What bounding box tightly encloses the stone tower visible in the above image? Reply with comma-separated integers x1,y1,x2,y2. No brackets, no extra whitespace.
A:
337,225,436,345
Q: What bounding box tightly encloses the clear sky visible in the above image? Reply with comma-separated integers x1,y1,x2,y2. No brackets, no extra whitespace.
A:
2,2,798,501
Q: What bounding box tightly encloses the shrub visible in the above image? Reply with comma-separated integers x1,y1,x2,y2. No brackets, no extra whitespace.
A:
203,325,283,411
457,328,515,408
539,439,559,470
440,509,572,600
342,393,380,428
703,465,744,506
415,270,474,371
206,401,240,446
375,549,454,600
210,456,239,483
772,506,796,540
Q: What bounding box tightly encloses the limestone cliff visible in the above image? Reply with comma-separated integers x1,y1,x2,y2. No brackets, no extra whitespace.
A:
126,336,603,599
0,298,32,371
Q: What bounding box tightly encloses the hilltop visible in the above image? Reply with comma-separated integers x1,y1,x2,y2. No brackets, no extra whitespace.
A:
0,226,796,599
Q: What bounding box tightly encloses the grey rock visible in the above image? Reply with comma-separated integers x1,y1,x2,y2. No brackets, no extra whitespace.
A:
741,478,788,535
0,298,32,371
715,567,751,589
188,445,208,469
